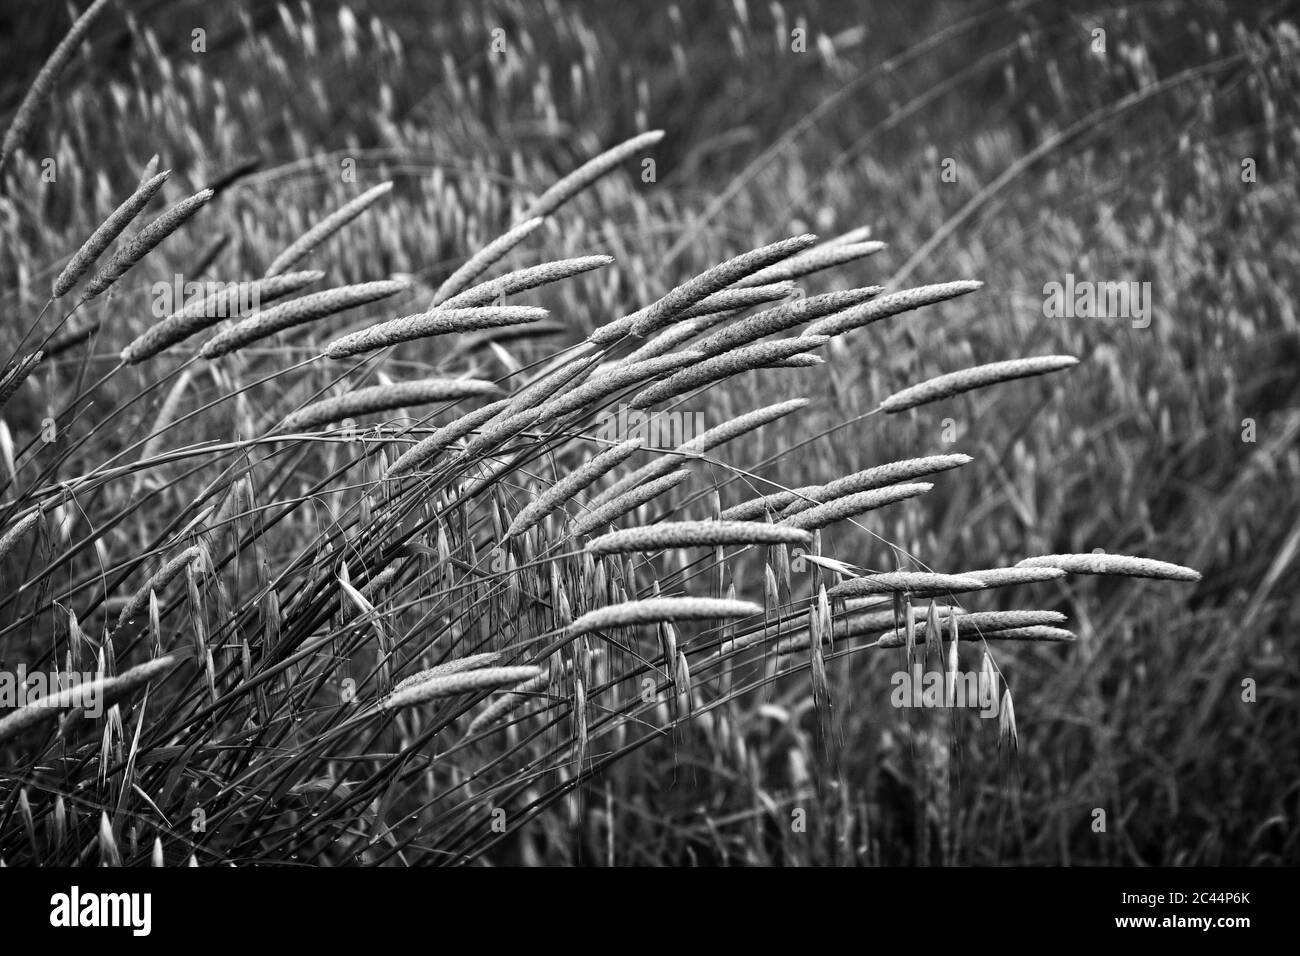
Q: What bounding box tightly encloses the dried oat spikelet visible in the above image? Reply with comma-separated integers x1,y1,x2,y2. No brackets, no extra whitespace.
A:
569,597,762,636
84,189,214,299
587,398,808,512
383,398,509,478
0,654,182,745
572,469,691,537
695,286,882,357
392,652,501,693
1017,553,1201,582
738,239,886,287
881,355,1080,413
803,280,984,338
114,546,204,632
0,0,115,178
467,671,551,734
440,255,613,308
0,508,42,565
629,336,828,408
778,482,933,531
325,305,546,359
201,279,409,359
586,520,811,555
827,572,987,599
378,665,544,711
505,438,644,538
280,378,499,432
780,454,972,518
52,171,170,298
123,270,323,363
0,351,43,410
526,129,664,219
431,217,544,305
264,181,394,277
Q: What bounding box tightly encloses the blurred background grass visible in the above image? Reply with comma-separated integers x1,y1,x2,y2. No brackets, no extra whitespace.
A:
2,0,1297,864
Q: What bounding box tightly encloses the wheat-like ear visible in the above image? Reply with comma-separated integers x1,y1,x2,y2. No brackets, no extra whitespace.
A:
778,482,933,531
431,216,544,306
392,652,501,693
264,181,394,277
526,129,664,219
438,255,612,308
324,305,547,358
586,520,811,555
0,351,44,410
1017,553,1201,582
694,286,882,357
629,336,827,409
114,546,205,633
0,0,115,177
378,666,545,711
572,468,691,537
778,454,973,518
804,280,984,338
505,438,644,538
737,239,886,287
827,572,987,599
52,170,171,298
880,355,1080,413
961,567,1067,588
201,280,409,358
123,270,324,363
568,597,763,636
0,508,43,565
383,399,509,478
84,188,214,299
279,378,500,432
467,671,552,735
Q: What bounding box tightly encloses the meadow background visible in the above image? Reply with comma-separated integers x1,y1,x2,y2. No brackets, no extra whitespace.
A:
0,0,1297,865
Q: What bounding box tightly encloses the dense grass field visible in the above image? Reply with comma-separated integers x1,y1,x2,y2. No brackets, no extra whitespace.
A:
0,0,1297,866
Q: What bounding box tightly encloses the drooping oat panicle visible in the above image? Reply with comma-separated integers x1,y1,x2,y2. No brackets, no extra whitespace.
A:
779,482,933,531
0,351,43,410
804,280,984,338
780,454,972,518
587,398,808,511
378,665,544,711
0,509,42,566
880,355,1080,413
392,652,501,693
569,597,762,636
264,181,394,277
0,0,115,177
737,240,886,287
324,305,545,359
280,378,500,432
383,398,509,478
587,520,811,555
201,280,409,359
52,171,171,298
84,189,214,299
572,469,691,537
506,439,644,538
0,654,182,745
431,217,544,306
695,286,883,357
827,572,987,599
1016,553,1201,582
531,351,703,426
962,566,1067,588
114,546,204,632
467,671,551,734
629,336,827,409
439,255,613,308
123,270,323,363
525,130,664,219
